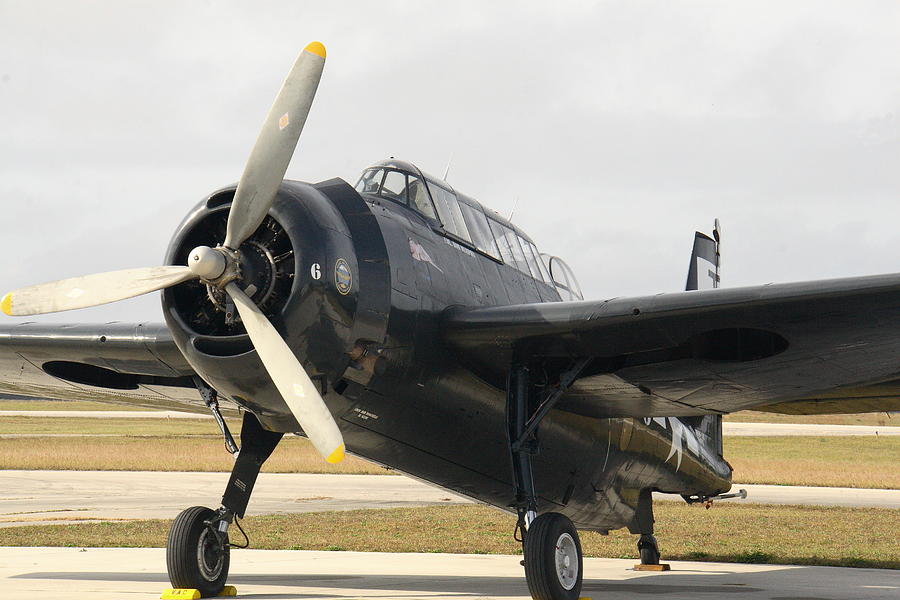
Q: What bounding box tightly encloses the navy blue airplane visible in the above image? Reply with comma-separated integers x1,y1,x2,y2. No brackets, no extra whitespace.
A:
2,43,897,600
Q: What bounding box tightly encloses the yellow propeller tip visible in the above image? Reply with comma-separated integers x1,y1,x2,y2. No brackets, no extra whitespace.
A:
325,444,345,464
305,41,326,58
0,293,12,316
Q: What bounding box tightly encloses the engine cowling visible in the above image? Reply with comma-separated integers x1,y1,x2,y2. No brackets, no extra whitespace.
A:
162,179,383,432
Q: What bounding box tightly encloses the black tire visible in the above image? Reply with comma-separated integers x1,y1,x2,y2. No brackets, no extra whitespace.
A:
637,535,660,565
166,506,229,598
523,513,583,600
639,545,660,565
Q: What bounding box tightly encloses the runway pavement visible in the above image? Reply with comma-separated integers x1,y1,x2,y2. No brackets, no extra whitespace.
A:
722,422,900,436
0,410,208,418
3,410,899,435
0,471,468,527
2,470,898,528
2,547,897,600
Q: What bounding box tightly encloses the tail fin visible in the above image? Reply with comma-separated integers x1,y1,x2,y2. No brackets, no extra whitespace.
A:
685,219,721,291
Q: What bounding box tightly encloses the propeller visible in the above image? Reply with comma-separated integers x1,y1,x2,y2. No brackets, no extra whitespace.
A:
1,42,344,463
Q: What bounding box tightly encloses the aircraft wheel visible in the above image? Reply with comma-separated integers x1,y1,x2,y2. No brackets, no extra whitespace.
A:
638,534,660,565
166,506,230,598
523,512,583,600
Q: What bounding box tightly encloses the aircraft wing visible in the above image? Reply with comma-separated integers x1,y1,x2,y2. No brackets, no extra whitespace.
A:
0,322,218,415
443,273,900,417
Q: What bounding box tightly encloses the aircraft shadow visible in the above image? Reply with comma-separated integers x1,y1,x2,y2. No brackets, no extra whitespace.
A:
14,566,878,599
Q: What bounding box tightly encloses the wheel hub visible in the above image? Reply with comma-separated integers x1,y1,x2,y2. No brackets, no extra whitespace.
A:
554,533,578,591
197,526,226,581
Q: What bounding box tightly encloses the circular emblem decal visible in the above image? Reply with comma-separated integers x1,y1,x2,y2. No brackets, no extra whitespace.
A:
334,259,352,295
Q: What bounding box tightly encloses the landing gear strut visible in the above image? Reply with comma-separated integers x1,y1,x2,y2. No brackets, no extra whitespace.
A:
629,488,668,570
165,411,282,597
507,362,588,600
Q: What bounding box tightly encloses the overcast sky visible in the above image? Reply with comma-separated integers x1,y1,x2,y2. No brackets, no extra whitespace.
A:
1,1,898,323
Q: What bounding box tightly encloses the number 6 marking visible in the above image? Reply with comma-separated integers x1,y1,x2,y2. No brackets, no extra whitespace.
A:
310,263,321,280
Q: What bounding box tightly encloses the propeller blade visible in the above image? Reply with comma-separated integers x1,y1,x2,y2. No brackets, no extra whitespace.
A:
225,282,345,463
1,266,196,317
223,42,327,250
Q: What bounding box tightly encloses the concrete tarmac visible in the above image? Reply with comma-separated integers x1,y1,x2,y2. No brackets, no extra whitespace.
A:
0,471,470,527
2,471,899,528
2,547,897,600
0,410,209,418
722,422,900,436
3,409,899,435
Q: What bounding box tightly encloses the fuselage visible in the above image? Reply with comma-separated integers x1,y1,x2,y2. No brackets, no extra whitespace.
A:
162,161,732,532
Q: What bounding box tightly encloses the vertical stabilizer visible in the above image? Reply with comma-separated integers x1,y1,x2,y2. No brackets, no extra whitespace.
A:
685,220,721,291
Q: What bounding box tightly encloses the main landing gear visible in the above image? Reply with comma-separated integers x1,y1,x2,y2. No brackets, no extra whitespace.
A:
166,409,282,598
507,362,589,600
523,512,583,600
630,488,667,571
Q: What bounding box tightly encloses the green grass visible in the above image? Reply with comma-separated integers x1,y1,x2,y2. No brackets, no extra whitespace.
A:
0,504,896,569
724,436,900,489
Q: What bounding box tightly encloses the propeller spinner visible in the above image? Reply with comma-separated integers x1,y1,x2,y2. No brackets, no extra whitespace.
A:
0,41,345,464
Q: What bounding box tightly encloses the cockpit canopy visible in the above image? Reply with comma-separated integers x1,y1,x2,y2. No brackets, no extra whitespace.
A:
355,160,583,302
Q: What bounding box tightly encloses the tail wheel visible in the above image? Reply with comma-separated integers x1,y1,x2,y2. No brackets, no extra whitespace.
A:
639,544,660,565
523,512,583,600
166,506,229,598
637,533,660,565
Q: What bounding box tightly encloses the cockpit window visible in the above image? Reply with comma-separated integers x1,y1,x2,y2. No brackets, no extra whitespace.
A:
459,201,500,259
528,240,552,283
545,255,584,301
381,170,408,204
427,180,472,242
408,176,437,220
355,169,384,195
519,237,547,283
488,219,530,273
357,167,440,221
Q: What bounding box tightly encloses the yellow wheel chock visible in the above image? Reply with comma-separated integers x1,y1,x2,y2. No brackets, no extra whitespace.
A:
160,585,237,599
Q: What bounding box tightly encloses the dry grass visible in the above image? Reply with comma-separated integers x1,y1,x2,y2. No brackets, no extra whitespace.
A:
2,428,898,488
724,436,900,489
0,399,152,411
3,401,895,426
0,436,388,474
3,412,899,489
0,416,223,436
725,411,899,427
0,503,896,569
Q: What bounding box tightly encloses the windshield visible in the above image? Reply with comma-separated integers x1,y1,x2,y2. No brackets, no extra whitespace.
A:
355,169,384,195
356,168,438,220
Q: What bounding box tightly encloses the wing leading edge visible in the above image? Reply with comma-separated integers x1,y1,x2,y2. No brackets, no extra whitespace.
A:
0,322,217,414
442,273,900,417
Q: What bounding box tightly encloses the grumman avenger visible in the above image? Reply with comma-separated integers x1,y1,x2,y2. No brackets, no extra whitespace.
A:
1,42,898,600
